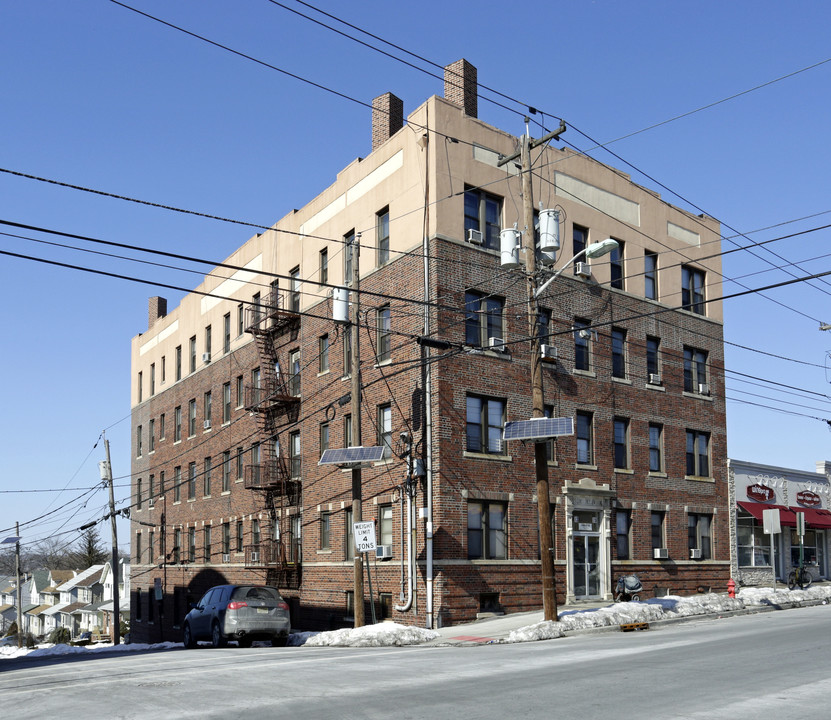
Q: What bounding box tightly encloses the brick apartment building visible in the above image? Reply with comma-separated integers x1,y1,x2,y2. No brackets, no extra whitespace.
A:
129,60,728,641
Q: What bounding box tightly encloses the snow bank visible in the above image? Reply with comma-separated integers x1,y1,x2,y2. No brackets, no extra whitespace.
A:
302,622,439,647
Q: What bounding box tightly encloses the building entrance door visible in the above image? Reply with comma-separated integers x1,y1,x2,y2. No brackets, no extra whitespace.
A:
571,510,601,599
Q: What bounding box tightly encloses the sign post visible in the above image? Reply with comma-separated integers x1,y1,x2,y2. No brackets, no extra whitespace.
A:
762,508,781,588
353,521,378,624
796,511,806,571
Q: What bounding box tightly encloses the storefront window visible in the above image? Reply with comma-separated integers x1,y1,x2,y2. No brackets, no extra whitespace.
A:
790,529,822,568
737,516,770,566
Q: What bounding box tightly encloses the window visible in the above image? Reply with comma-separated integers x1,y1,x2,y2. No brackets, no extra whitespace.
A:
649,423,663,472
737,516,770,566
320,511,331,550
223,313,231,354
188,527,196,563
150,364,155,396
464,187,502,250
175,345,182,381
137,372,142,403
379,505,393,547
149,419,155,453
289,431,301,478
345,508,354,560
467,501,507,559
611,328,627,379
136,478,143,511
688,513,712,559
572,225,587,272
289,266,300,313
319,422,330,458
250,367,261,406
174,466,181,502
204,527,211,563
376,305,391,363
319,334,329,373
465,395,505,454
250,442,261,485
651,511,665,551
159,413,166,440
222,451,231,492
319,248,328,285
646,336,660,380
161,356,166,384
465,291,504,347
576,411,593,465
684,347,708,393
616,511,631,560
135,533,142,564
222,382,231,424
136,425,143,457
288,515,301,563
189,336,197,373
148,531,155,566
288,350,300,397
203,391,212,429
537,309,551,344
252,292,261,326
174,406,182,442
377,208,390,266
613,417,629,469
188,462,196,500
252,519,261,549
686,430,710,477
236,521,243,552
237,303,245,337
344,230,355,286
644,251,658,300
204,325,212,360
222,523,231,555
235,375,244,408
344,413,353,448
203,457,212,497
159,470,165,496
609,240,624,290
543,405,557,462
236,446,244,480
173,529,181,563
378,404,392,458
573,319,591,371
682,265,705,314
148,474,155,506
188,399,196,437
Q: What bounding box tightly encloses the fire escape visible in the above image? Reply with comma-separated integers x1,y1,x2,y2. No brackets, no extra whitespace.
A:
242,287,302,590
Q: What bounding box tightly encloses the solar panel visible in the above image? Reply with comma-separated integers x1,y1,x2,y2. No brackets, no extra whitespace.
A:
318,446,387,466
503,417,574,442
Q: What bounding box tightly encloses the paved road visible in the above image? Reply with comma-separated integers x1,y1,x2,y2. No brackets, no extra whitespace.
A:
3,605,830,719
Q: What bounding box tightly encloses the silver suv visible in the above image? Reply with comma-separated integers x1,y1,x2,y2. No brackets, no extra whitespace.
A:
182,585,291,648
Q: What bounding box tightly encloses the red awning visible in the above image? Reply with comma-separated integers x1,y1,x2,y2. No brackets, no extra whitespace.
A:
797,508,831,529
737,501,797,526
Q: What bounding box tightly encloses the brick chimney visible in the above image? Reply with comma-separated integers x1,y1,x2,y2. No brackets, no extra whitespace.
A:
371,92,404,151
444,59,477,118
148,296,167,331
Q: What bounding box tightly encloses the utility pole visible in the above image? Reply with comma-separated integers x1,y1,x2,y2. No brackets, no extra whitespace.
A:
102,432,121,644
500,120,566,622
350,233,365,627
15,523,22,647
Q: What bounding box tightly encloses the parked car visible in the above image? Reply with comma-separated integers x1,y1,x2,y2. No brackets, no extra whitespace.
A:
1,635,20,647
182,585,291,649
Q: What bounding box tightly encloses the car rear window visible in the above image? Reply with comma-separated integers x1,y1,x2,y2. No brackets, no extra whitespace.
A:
231,586,282,602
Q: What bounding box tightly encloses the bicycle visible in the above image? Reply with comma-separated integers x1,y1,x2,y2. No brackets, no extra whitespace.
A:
787,565,813,590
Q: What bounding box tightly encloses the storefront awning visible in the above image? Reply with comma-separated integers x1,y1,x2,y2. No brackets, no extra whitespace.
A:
737,502,797,526
797,508,831,529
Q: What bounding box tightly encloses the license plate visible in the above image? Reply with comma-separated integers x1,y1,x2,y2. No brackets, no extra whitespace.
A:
256,608,268,614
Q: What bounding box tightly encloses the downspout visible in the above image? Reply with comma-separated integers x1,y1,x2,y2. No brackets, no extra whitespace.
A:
395,474,415,612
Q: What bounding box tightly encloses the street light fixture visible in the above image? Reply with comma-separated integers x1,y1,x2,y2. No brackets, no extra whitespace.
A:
535,238,620,299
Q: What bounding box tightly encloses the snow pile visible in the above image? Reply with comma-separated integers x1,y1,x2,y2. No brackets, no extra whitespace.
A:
505,621,565,643
739,584,831,606
0,640,180,660
303,622,438,647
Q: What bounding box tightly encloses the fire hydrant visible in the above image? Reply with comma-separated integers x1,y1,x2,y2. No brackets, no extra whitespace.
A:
727,578,736,598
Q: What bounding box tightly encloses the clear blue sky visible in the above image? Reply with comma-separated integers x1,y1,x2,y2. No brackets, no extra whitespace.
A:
2,0,830,555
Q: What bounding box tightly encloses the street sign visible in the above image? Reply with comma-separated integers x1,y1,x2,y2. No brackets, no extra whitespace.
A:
762,508,781,534
353,521,377,554
796,511,806,537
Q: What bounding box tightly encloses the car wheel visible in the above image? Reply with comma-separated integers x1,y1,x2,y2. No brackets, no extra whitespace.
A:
631,594,640,602
211,622,227,648
271,634,288,647
182,623,196,649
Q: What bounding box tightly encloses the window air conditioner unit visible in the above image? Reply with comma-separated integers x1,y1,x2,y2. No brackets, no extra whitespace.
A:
690,549,703,560
653,548,669,560
467,228,483,245
222,553,230,563
203,420,211,430
375,545,393,560
540,344,557,360
249,551,260,563
698,383,710,396
575,262,592,279
202,352,211,363
648,373,662,386
488,336,506,352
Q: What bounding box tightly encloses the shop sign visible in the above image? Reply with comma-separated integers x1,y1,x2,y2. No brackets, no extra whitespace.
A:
797,490,821,508
746,483,774,502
